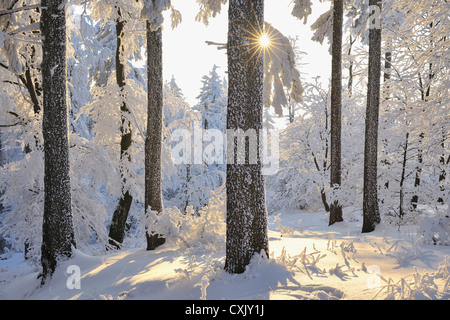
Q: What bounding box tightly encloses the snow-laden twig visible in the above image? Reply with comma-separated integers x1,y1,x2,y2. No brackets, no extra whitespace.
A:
0,4,42,17
372,257,450,300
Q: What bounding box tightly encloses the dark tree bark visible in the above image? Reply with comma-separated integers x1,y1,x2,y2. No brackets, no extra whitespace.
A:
40,0,76,283
411,133,424,210
329,0,344,225
310,101,330,213
0,130,4,215
145,24,165,250
184,163,191,213
381,44,392,192
399,133,409,219
108,12,133,249
362,0,382,233
438,136,448,204
347,34,356,95
224,0,269,274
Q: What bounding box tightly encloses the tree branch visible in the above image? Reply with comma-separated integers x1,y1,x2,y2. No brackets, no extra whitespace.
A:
3,80,24,87
0,121,25,128
0,112,25,127
0,61,10,71
205,41,227,50
0,4,42,17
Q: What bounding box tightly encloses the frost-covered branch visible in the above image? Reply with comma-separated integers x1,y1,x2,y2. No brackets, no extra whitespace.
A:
205,22,303,117
290,0,313,24
263,22,303,116
195,0,227,26
6,22,40,35
0,4,42,17
141,0,181,30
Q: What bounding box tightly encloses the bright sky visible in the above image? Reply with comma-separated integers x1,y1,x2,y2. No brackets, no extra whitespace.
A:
162,0,331,107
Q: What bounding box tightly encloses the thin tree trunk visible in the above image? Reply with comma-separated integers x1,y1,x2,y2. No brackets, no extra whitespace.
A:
347,34,356,96
145,24,165,250
310,99,330,213
399,132,409,219
362,0,382,233
329,0,343,225
108,13,133,249
411,61,432,210
411,133,424,210
383,52,391,87
381,46,392,192
312,151,330,212
40,0,76,283
184,163,191,213
288,96,294,123
225,0,268,274
438,134,447,204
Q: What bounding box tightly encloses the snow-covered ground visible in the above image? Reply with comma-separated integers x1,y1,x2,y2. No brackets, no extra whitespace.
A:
1,208,449,300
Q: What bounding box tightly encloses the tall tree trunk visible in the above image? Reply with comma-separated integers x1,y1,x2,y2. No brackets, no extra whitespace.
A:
225,0,268,274
40,0,76,283
381,45,392,192
329,0,343,225
145,24,165,250
362,0,382,233
108,13,133,249
0,130,4,215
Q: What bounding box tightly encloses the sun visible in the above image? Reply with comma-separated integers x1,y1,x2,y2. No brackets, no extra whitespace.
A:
259,33,271,48
230,20,286,72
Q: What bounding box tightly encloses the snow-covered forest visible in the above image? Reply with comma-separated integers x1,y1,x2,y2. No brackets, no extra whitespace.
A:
0,0,449,301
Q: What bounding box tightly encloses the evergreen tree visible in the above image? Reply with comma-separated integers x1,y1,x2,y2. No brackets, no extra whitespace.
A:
194,64,226,131
168,74,183,98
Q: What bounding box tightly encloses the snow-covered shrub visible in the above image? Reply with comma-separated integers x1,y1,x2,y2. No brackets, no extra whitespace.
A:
143,185,226,252
419,208,450,246
374,258,450,300
0,133,118,261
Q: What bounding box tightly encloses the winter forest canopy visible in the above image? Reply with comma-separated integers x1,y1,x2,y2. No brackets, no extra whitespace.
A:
0,0,449,300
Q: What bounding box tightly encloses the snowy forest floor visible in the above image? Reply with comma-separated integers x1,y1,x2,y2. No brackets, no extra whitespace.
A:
1,208,449,300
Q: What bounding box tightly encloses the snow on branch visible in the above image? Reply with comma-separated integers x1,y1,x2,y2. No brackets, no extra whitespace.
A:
141,0,182,30
0,3,42,17
195,0,227,26
290,0,313,24
310,8,333,53
204,22,304,116
263,22,303,116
